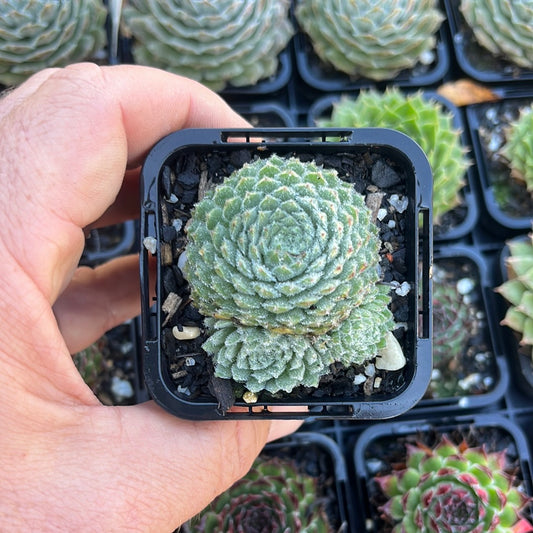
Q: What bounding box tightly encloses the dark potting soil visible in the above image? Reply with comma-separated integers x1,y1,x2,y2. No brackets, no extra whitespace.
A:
156,147,410,410
433,201,468,238
476,98,533,219
363,424,531,533
427,256,497,399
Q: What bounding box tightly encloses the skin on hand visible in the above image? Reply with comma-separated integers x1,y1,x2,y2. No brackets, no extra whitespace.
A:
0,63,301,532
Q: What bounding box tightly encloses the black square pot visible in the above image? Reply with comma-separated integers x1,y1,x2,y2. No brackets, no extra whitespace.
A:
414,244,508,413
353,414,533,532
307,92,479,242
466,92,533,237
444,0,533,83
139,127,432,420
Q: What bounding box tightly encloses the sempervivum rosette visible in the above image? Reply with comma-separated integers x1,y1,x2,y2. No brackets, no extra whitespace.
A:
295,0,444,80
376,437,533,532
184,154,382,336
186,457,331,532
460,0,533,69
0,0,107,86
122,0,293,91
500,105,533,196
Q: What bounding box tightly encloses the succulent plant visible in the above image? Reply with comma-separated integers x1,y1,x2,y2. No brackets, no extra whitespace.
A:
121,0,293,92
375,436,533,533
318,89,470,223
186,456,331,533
73,339,105,392
203,287,393,394
294,0,444,81
185,154,383,336
500,105,533,196
0,0,107,86
431,279,474,397
496,232,533,360
460,0,533,70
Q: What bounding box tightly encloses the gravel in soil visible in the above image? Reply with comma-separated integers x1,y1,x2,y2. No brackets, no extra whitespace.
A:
156,147,413,410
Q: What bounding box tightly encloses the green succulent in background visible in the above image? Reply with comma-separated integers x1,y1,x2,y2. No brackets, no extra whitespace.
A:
500,106,533,196
375,436,533,533
185,154,394,395
0,0,107,86
318,89,470,224
185,456,331,533
431,280,474,397
73,340,105,392
185,154,382,336
121,0,293,92
460,0,533,70
294,0,444,81
496,232,533,360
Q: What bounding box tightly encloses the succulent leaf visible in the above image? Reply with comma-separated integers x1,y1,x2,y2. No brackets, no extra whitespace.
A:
295,0,444,81
0,0,107,86
186,456,331,533
318,89,470,223
122,0,293,91
185,154,382,336
500,106,533,197
460,0,533,69
376,436,533,533
497,232,533,360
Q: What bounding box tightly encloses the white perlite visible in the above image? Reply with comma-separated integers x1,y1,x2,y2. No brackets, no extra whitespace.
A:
143,236,157,254
375,331,406,371
172,325,201,340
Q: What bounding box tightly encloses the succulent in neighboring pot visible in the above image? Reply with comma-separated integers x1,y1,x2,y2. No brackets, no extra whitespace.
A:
121,0,293,92
460,0,533,70
0,0,107,86
184,154,394,394
186,456,331,532
294,0,444,81
496,232,533,360
318,89,470,223
500,105,533,196
375,436,533,532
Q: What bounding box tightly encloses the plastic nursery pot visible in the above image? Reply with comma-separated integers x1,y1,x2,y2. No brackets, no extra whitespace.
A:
140,127,433,421
444,0,533,83
353,414,533,533
73,319,142,406
230,101,296,128
415,244,508,413
497,235,533,398
307,92,479,242
293,10,450,92
466,92,533,236
80,220,137,267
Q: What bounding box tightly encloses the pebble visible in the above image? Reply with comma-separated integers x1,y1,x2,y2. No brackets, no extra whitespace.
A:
172,325,201,340
375,331,406,371
457,277,475,295
395,281,411,296
243,391,258,404
185,357,196,367
110,376,134,401
458,373,481,390
143,236,157,254
172,218,183,232
377,208,388,221
389,194,408,213
178,251,187,271
364,363,376,377
353,374,366,385
373,376,382,388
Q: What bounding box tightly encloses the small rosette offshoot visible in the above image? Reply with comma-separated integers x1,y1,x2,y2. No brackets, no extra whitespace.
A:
376,437,533,533
185,456,331,533
184,155,394,395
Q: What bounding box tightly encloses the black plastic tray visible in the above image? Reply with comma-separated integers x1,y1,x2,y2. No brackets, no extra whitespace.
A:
293,3,450,92
444,0,533,83
140,127,432,420
465,92,533,236
307,91,478,242
353,413,533,533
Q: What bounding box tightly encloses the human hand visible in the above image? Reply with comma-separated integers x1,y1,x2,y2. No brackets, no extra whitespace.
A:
0,63,301,532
